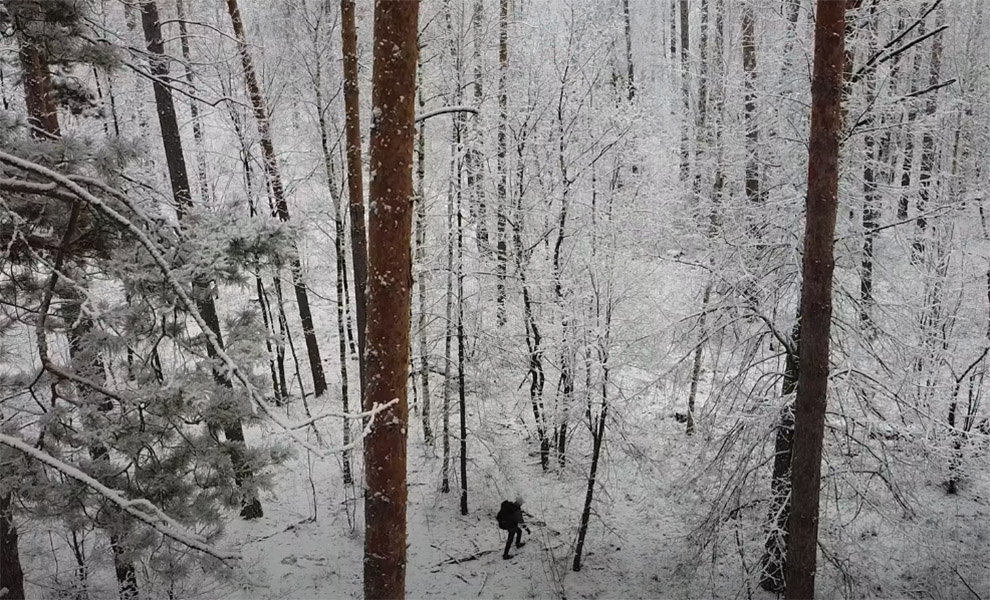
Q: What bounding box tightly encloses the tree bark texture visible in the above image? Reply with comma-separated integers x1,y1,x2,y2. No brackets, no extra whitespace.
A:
363,1,420,597
784,2,846,598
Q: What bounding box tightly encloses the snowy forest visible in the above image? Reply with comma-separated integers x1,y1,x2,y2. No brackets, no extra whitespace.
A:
1,0,988,598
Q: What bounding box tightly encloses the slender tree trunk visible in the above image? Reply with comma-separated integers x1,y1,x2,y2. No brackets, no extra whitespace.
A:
678,0,690,184
175,0,211,205
363,1,420,597
686,284,711,435
142,0,263,520
554,87,572,468
495,0,509,327
912,6,944,264
573,314,611,572
859,6,880,335
341,0,368,395
784,2,846,598
224,0,328,401
760,321,799,593
690,0,710,201
457,204,469,516
415,56,433,447
513,128,549,470
469,0,488,253
315,52,353,486
741,3,760,207
622,0,635,100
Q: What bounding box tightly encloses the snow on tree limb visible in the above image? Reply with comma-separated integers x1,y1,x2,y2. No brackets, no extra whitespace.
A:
0,432,241,562
0,150,391,458
415,105,479,123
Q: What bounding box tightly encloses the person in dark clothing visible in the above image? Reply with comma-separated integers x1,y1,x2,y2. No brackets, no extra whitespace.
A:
496,497,530,559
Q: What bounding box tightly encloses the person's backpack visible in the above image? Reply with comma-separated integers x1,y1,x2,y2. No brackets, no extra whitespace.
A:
496,500,518,530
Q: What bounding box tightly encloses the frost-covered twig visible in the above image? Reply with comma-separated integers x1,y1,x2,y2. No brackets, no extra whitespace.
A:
0,432,240,561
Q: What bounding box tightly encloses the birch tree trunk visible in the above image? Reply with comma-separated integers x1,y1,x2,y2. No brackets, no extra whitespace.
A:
363,0,420,596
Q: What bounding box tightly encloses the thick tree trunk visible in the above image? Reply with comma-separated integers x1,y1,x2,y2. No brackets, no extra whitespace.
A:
784,2,846,598
224,0,327,401
362,1,420,597
142,0,263,520
341,0,368,395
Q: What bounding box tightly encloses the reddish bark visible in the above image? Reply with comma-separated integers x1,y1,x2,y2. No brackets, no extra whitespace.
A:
363,0,420,598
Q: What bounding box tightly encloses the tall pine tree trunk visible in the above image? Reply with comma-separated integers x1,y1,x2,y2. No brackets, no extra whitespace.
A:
363,1,420,596
784,2,846,597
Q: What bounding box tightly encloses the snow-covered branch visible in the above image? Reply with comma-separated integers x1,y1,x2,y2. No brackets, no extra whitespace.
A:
288,399,398,431
0,151,390,459
0,433,240,562
415,105,479,123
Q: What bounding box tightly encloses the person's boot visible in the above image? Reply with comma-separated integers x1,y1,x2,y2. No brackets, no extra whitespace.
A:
503,553,512,560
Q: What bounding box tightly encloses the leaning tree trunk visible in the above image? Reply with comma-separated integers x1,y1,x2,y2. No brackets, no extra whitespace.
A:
362,1,420,597
784,2,846,598
341,0,368,394
224,0,328,401
142,0,263,520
